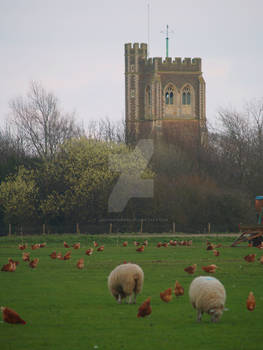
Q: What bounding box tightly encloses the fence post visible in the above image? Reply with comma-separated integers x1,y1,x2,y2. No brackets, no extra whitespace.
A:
42,224,46,235
140,219,143,233
76,223,80,234
109,223,112,234
8,224,11,237
173,222,175,234
208,223,211,233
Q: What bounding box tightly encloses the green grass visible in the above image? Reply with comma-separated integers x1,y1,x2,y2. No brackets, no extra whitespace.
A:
0,234,262,350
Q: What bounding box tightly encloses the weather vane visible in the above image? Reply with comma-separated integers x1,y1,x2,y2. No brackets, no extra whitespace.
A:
161,25,174,58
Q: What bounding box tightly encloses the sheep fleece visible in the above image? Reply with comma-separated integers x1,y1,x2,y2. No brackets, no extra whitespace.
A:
189,276,226,313
108,263,144,298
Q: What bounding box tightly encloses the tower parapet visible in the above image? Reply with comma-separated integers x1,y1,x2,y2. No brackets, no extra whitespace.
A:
125,43,147,58
125,43,201,72
146,57,201,72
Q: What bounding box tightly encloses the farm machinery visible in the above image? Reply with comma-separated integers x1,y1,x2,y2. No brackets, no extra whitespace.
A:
231,196,263,247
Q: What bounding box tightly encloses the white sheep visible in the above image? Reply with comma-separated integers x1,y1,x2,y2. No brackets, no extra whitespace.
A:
189,276,226,322
108,263,144,304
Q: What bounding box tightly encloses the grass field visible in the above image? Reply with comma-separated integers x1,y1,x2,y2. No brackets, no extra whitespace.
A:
0,234,262,350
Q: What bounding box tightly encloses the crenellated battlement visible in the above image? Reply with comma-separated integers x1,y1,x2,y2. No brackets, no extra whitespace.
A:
125,43,201,72
144,56,201,72
125,43,147,57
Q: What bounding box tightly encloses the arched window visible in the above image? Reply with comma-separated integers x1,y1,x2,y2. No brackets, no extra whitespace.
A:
170,92,173,104
182,92,186,105
182,86,191,105
187,92,191,104
165,86,174,105
165,92,169,104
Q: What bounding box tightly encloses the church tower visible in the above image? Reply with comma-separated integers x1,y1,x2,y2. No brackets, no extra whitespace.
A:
125,43,207,147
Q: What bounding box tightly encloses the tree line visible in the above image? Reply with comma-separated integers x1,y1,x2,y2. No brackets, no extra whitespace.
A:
0,82,262,233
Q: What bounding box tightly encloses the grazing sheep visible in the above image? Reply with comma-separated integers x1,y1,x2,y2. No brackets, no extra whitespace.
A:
189,276,226,323
108,263,144,304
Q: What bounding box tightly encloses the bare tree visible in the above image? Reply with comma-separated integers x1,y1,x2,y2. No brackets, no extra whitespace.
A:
86,116,125,143
246,98,263,162
207,101,263,193
9,81,84,159
217,108,252,180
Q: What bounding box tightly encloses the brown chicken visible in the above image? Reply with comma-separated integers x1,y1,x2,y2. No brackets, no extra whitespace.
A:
137,297,152,318
214,244,222,248
39,243,46,248
157,242,162,248
85,248,93,256
29,258,39,268
246,291,256,311
63,251,71,260
213,250,220,256
259,255,263,264
22,252,30,262
162,243,169,248
56,252,63,260
73,242,80,249
160,288,173,302
184,264,197,274
76,258,84,269
31,244,40,250
18,244,27,250
122,241,128,247
136,246,145,252
8,258,19,266
10,262,17,271
244,254,256,263
143,240,148,246
202,264,217,273
97,246,104,252
93,241,99,247
1,306,26,324
1,262,16,272
50,251,57,259
206,244,215,251
64,241,70,248
174,281,184,297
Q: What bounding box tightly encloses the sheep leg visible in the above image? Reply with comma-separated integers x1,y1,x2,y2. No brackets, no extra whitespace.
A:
129,293,136,304
197,310,203,322
117,294,122,304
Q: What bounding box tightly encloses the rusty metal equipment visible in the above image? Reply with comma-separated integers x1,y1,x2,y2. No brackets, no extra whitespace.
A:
231,196,263,247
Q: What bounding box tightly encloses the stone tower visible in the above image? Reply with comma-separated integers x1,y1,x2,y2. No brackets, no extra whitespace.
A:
125,43,207,147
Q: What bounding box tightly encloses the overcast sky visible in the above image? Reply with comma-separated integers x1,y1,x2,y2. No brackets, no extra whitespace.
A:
0,0,262,129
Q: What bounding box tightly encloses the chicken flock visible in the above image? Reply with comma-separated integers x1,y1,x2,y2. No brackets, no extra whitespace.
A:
0,237,259,324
